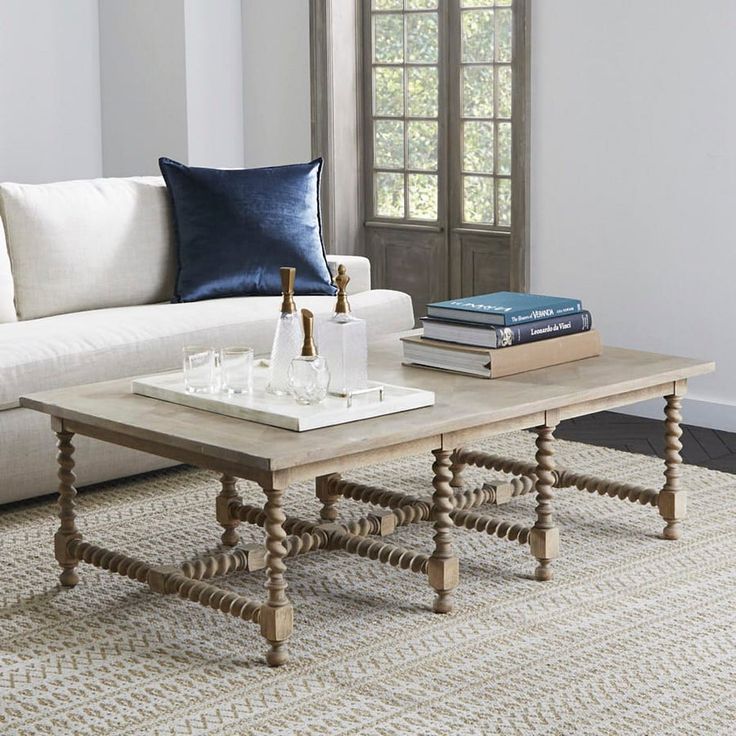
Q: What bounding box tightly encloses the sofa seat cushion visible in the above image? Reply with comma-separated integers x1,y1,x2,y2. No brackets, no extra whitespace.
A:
0,289,414,410
0,176,176,320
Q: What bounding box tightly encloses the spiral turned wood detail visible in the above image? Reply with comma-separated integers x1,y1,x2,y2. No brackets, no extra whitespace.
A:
216,474,241,547
344,516,383,537
262,486,291,666
67,540,262,623
530,426,558,581
449,508,531,544
329,531,429,573
55,430,81,587
168,573,261,623
232,502,268,527
453,448,658,506
454,449,538,479
284,531,329,557
451,477,533,509
180,548,252,580
431,451,455,557
263,488,288,608
69,540,152,583
449,449,467,488
451,485,493,511
660,394,685,540
330,477,432,527
429,449,459,613
555,469,659,506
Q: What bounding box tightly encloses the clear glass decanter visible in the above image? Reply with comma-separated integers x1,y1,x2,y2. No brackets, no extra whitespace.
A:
288,309,330,405
318,264,368,396
266,267,303,395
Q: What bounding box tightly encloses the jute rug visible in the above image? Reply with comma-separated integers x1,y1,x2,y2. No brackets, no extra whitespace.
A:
1,432,735,736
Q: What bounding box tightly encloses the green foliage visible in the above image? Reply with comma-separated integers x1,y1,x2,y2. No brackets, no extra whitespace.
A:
462,10,494,63
407,12,438,63
408,174,438,219
497,178,512,226
408,120,438,170
497,121,512,175
464,175,495,224
375,120,405,168
373,67,404,116
375,172,404,218
373,0,402,10
408,67,438,117
406,0,437,9
495,8,512,62
463,121,494,174
373,13,403,63
463,66,494,117
497,65,512,118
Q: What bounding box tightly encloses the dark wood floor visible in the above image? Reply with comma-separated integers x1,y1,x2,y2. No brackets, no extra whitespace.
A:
555,411,736,473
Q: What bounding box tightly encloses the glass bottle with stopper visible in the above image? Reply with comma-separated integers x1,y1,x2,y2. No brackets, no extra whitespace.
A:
288,309,330,405
266,267,303,395
319,264,368,396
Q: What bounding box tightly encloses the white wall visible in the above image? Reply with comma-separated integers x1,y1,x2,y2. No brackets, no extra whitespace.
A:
184,0,244,167
530,0,736,430
0,0,310,182
0,0,102,183
99,0,189,176
241,0,312,167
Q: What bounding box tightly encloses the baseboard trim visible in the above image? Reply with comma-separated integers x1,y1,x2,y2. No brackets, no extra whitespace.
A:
613,397,736,433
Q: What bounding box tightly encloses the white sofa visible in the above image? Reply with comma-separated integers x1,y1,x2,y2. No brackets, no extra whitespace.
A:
0,176,414,504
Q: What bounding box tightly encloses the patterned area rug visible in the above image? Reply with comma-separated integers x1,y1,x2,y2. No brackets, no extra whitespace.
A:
1,432,735,736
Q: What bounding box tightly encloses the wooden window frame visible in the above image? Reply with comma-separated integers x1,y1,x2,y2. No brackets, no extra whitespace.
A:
310,0,529,293
363,2,448,229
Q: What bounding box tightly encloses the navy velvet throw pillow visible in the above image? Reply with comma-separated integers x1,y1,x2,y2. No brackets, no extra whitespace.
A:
159,157,336,302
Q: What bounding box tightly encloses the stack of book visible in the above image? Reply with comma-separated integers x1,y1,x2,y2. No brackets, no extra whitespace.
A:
402,291,600,379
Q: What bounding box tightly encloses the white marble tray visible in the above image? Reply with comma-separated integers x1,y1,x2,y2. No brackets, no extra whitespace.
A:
131,365,435,432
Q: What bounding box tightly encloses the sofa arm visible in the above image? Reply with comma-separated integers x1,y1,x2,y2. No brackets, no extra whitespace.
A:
326,255,371,294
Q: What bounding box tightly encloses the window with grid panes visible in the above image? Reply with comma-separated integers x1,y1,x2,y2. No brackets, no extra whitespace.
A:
367,0,515,228
459,0,513,227
371,0,441,222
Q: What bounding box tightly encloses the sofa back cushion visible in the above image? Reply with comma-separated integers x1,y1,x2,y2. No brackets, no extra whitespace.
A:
0,217,17,322
0,176,176,320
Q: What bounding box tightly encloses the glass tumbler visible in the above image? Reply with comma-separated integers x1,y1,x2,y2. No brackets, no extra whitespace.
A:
182,346,216,393
220,347,254,395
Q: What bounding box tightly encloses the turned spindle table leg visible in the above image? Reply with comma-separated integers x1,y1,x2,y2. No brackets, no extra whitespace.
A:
529,424,559,582
315,473,341,523
216,473,242,547
428,449,459,613
54,427,82,587
449,449,466,489
259,484,293,666
659,393,685,540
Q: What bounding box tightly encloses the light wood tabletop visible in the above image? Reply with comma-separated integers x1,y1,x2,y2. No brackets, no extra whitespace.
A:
21,334,714,483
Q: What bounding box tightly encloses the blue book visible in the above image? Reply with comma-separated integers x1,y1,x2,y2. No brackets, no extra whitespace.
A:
426,291,583,326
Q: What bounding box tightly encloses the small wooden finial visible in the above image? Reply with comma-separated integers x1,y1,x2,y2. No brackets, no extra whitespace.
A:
300,309,316,357
334,264,351,314
280,267,296,314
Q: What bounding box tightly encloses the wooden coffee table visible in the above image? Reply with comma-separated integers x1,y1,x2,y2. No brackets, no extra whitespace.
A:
21,334,713,666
